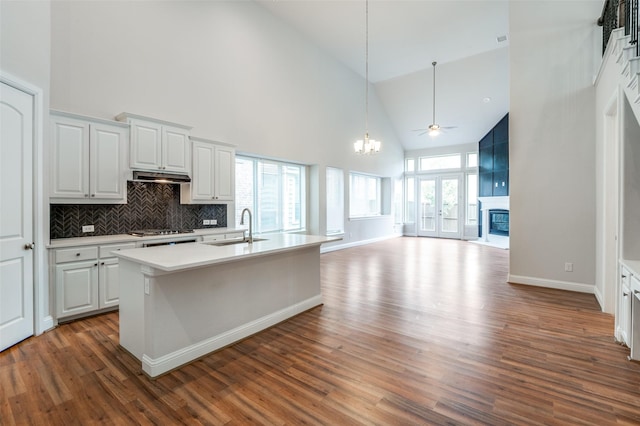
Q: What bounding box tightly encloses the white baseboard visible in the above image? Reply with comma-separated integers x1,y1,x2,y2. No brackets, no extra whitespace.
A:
141,295,323,378
593,286,605,311
508,274,595,294
321,233,402,253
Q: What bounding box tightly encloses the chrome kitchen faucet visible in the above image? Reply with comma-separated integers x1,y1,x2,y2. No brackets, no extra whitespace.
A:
240,208,253,244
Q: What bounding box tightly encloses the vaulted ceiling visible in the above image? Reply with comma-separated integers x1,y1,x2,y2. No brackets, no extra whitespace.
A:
256,0,510,151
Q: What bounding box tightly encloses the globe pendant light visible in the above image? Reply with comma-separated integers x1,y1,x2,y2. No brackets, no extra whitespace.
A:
354,0,381,155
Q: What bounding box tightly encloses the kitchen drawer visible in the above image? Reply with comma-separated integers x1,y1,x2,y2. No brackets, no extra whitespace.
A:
55,246,98,264
99,243,136,258
201,234,224,243
225,232,245,240
632,275,640,293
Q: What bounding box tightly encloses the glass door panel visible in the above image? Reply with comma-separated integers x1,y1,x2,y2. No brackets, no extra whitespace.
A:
440,177,459,235
419,178,436,235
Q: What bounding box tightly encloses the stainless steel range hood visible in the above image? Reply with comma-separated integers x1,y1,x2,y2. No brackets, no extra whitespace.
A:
131,170,191,184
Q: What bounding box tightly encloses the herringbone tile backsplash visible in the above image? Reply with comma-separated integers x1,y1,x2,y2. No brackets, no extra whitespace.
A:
50,182,227,239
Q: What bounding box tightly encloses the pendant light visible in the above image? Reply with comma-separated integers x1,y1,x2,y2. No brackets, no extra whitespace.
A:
428,61,441,135
354,0,381,155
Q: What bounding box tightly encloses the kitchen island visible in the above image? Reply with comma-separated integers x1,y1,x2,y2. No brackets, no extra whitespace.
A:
113,233,339,378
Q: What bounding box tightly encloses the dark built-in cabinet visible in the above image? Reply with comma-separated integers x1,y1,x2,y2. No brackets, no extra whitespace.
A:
479,114,509,197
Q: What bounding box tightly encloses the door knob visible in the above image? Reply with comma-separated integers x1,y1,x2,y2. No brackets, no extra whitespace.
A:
24,243,35,250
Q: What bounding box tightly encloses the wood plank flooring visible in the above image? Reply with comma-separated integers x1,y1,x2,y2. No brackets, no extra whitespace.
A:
2,237,640,425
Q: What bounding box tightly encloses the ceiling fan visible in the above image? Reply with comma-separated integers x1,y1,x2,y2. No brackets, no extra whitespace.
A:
413,61,458,136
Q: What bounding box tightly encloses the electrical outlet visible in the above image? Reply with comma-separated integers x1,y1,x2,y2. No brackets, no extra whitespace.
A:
211,219,217,225
82,225,94,233
203,220,210,225
565,262,573,272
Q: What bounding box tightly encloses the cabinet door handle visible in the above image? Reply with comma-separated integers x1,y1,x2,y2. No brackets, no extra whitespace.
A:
84,194,89,197
623,292,629,297
101,262,105,265
76,253,81,256
94,263,98,267
24,243,35,250
91,194,95,197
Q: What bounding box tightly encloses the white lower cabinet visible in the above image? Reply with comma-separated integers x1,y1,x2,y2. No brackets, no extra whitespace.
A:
56,260,99,318
54,243,135,320
99,257,121,309
619,266,631,346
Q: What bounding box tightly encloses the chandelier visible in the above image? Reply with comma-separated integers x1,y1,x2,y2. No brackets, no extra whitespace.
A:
354,0,381,155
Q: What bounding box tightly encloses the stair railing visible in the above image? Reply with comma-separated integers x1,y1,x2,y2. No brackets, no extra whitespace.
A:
628,0,639,56
599,0,639,56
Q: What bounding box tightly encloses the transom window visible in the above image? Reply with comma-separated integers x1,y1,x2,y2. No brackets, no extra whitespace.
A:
419,154,461,171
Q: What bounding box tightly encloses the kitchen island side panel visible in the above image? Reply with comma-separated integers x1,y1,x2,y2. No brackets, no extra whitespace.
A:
118,258,146,359
125,245,321,376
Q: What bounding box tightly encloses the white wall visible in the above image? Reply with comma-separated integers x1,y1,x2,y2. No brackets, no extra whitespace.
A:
50,0,404,247
509,1,602,293
594,29,624,313
1,0,52,333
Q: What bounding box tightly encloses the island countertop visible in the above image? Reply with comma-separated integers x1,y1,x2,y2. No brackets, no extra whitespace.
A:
112,233,340,272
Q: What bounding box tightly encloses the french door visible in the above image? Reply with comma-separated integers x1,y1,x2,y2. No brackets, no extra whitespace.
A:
418,174,462,239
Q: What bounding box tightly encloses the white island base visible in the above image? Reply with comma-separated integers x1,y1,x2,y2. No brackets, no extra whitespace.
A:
116,236,332,378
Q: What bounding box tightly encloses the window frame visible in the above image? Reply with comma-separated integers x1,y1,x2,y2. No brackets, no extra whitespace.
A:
235,155,306,234
326,166,345,235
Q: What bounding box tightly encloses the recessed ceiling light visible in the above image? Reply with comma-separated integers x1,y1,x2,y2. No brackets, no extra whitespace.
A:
483,97,491,103
497,35,508,43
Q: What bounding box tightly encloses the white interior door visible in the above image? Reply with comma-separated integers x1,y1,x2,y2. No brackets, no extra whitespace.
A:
0,81,34,351
418,174,462,239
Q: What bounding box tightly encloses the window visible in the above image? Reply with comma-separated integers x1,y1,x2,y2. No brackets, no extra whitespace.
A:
419,154,461,171
235,156,305,233
394,178,403,224
405,158,415,172
349,172,381,217
405,176,415,223
466,173,478,225
326,167,344,235
467,152,478,168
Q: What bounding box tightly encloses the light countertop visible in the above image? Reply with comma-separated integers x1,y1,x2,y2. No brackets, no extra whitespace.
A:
621,259,640,278
47,228,245,249
112,233,340,272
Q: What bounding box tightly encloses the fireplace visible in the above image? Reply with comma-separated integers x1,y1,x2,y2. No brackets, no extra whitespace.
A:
489,209,509,236
477,196,509,247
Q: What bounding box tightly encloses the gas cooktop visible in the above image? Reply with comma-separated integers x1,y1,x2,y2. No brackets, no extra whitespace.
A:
128,229,194,237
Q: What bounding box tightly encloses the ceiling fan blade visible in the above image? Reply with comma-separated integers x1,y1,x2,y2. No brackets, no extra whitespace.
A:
441,126,458,130
411,128,428,132
417,131,428,136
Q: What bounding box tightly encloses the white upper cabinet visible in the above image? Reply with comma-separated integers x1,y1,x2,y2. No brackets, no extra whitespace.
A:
116,113,191,174
50,111,128,203
181,137,235,204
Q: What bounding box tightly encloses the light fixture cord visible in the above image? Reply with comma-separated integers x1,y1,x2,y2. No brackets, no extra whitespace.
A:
365,0,369,137
432,61,436,125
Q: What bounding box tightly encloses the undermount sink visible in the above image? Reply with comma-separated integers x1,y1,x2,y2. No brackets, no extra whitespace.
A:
204,238,267,247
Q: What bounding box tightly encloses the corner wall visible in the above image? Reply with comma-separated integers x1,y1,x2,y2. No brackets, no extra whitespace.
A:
509,1,602,294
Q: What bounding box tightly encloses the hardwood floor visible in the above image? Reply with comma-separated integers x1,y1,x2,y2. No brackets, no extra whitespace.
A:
2,237,640,425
